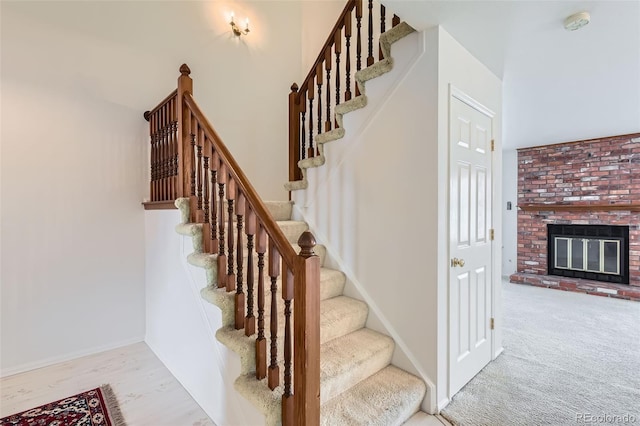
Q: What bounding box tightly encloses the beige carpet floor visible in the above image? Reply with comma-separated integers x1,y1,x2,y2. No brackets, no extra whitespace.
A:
441,279,640,426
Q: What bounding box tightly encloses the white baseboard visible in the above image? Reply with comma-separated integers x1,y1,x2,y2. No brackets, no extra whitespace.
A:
0,336,145,378
438,397,450,412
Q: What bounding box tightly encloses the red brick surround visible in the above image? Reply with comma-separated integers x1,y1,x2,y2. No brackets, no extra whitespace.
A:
512,133,640,289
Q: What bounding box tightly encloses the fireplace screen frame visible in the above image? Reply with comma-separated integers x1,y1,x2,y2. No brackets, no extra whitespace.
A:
547,224,630,284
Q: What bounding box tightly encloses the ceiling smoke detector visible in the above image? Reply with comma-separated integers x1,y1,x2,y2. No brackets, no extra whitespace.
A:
564,12,590,31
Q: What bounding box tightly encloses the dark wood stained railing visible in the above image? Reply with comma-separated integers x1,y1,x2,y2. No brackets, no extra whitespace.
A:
288,0,401,182
144,65,321,425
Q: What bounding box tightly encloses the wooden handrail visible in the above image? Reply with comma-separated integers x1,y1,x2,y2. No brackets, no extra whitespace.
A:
146,65,321,425
183,93,298,264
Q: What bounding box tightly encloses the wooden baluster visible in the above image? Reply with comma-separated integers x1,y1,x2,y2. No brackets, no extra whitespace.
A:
162,103,168,200
281,265,294,425
255,225,267,379
367,0,374,66
235,191,245,330
355,0,363,95
300,92,307,160
210,151,219,254
196,126,204,223
189,115,197,222
217,164,227,288
379,5,386,60
335,28,342,108
316,62,323,140
202,137,211,252
345,11,352,101
160,106,166,200
226,178,236,292
392,14,400,27
150,112,156,201
308,80,315,159
294,232,321,424
268,239,281,390
325,48,332,132
158,106,164,200
244,207,256,336
288,84,301,183
171,98,178,199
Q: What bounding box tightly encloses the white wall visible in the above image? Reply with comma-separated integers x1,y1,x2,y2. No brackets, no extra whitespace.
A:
301,1,346,74
501,149,518,276
1,1,303,202
0,0,303,375
144,210,263,426
1,79,147,375
292,25,502,412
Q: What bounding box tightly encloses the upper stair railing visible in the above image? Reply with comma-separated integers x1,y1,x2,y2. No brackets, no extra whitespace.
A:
144,65,321,425
288,0,401,182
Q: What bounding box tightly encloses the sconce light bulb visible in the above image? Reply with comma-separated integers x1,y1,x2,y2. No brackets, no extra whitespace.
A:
245,18,249,30
230,11,234,23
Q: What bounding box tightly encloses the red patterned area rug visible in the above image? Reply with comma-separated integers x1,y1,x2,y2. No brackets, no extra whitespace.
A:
1,385,126,426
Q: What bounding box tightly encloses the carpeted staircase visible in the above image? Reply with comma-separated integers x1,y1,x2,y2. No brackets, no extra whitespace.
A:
164,16,428,425
174,198,427,425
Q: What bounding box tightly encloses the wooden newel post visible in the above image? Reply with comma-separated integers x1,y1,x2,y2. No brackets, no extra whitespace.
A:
177,64,193,199
288,83,301,183
293,231,321,426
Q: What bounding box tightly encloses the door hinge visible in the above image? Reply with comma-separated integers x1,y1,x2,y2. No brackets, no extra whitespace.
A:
491,139,495,151
490,229,495,240
490,318,495,330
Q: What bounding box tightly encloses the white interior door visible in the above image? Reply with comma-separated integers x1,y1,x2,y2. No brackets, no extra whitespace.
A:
449,89,494,398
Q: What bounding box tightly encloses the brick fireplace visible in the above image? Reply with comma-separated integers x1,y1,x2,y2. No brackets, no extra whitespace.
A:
510,133,640,301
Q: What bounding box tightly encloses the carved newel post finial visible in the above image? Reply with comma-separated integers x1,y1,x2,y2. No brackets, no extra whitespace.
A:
298,231,316,258
179,64,191,76
290,83,299,93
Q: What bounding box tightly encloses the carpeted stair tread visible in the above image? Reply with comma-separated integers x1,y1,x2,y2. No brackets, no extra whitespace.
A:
320,296,368,344
263,200,294,221
320,328,394,404
321,365,426,426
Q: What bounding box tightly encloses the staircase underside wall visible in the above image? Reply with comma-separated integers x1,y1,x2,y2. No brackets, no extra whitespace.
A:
144,210,263,425
292,29,441,413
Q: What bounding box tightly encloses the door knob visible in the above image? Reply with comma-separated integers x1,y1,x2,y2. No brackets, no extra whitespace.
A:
451,257,465,268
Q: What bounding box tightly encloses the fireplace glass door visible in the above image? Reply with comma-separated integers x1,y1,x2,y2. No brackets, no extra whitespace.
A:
547,224,629,284
554,238,620,275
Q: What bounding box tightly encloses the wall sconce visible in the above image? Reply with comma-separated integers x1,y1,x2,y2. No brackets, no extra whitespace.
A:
230,12,250,37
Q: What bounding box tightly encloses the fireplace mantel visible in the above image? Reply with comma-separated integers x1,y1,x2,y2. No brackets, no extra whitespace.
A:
519,203,640,212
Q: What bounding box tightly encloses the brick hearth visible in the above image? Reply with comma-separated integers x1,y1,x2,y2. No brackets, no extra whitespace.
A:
510,133,640,297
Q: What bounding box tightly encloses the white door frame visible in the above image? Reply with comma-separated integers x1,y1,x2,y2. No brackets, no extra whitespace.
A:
448,84,497,400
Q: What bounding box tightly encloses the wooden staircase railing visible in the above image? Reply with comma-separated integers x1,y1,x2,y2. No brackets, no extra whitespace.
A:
145,65,321,425
288,0,401,182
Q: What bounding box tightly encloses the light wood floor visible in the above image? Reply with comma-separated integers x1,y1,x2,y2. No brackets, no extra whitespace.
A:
0,342,215,426
1,342,451,425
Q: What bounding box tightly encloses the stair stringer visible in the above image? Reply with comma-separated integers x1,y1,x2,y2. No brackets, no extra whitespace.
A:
285,22,416,192
290,204,438,414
